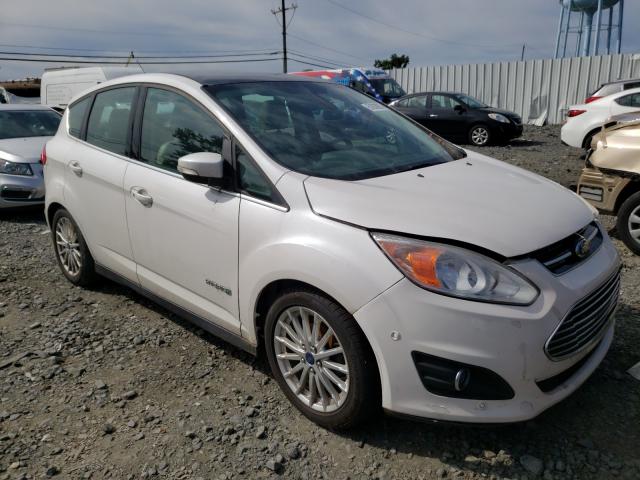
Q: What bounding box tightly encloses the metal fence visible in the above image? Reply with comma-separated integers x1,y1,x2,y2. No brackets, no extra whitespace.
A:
389,53,640,125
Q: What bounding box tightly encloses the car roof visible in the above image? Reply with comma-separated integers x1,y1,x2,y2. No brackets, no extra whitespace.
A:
0,104,56,111
179,72,324,87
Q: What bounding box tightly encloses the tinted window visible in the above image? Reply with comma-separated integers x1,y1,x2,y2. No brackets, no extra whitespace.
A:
623,82,640,90
140,88,224,172
208,82,462,181
68,97,91,138
236,146,277,203
0,110,61,140
615,93,640,108
86,87,136,155
406,95,427,108
431,94,462,110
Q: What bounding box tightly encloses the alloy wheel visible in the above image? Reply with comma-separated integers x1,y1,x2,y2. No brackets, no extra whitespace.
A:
273,306,350,413
471,127,489,145
55,217,82,276
629,205,640,245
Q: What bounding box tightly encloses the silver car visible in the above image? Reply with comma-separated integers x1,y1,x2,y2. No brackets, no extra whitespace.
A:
0,105,61,208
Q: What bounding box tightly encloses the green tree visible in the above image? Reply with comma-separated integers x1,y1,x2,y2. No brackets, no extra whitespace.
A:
374,54,410,70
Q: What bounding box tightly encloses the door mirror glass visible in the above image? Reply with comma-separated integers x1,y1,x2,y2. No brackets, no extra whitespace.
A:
177,152,224,184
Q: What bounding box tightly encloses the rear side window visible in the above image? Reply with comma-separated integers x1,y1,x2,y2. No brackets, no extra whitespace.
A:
615,93,640,108
431,94,462,110
140,88,224,172
86,87,136,156
68,97,91,138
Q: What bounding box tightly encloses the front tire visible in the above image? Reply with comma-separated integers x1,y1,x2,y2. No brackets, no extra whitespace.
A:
469,124,491,146
617,192,640,255
264,290,380,429
51,208,96,286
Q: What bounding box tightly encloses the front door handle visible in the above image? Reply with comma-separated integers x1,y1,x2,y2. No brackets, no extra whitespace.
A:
69,161,83,177
428,114,439,118
131,187,153,208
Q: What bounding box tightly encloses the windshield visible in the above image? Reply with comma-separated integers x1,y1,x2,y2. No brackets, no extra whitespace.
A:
454,94,487,109
369,78,406,98
0,110,61,140
207,81,463,181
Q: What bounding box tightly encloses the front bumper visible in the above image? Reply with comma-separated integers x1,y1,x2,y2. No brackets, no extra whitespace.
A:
354,234,620,423
0,164,45,209
578,167,630,214
493,121,523,140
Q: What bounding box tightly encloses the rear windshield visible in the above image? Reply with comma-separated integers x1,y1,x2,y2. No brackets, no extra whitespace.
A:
206,81,463,181
0,110,61,140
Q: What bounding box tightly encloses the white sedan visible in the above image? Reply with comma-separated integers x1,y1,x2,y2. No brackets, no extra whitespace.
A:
561,86,640,148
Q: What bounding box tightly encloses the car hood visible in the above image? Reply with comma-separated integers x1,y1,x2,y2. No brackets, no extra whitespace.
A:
303,151,593,257
477,107,519,119
0,137,51,163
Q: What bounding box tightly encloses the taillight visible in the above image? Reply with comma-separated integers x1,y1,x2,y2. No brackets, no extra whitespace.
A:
585,96,601,104
40,145,47,166
568,109,587,118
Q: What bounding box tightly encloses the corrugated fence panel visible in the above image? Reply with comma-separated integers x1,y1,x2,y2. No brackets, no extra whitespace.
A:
391,52,640,125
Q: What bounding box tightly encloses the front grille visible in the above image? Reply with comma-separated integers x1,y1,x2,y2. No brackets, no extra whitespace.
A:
545,269,620,361
0,188,33,200
531,222,603,275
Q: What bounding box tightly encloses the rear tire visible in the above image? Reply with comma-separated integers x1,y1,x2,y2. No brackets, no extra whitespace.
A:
617,192,640,255
469,124,491,146
51,208,96,286
264,289,380,430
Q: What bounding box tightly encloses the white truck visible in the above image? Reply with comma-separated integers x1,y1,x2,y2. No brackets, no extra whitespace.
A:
40,65,143,109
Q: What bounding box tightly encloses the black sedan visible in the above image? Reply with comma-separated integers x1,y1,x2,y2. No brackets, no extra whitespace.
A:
390,92,522,146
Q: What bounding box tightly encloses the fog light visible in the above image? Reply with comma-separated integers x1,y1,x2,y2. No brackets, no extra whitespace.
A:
412,351,514,400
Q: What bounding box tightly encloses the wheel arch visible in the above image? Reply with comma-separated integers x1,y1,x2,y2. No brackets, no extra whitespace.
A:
46,201,65,227
582,126,602,149
615,180,640,214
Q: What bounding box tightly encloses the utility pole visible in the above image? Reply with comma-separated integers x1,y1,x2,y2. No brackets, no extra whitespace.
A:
521,44,526,61
271,1,297,73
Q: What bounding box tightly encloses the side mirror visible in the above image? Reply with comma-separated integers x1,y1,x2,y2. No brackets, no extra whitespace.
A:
177,152,224,185
454,104,466,114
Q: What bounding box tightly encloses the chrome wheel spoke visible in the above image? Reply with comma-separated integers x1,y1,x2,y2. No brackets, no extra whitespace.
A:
314,346,343,360
630,228,640,240
323,360,348,375
274,305,350,413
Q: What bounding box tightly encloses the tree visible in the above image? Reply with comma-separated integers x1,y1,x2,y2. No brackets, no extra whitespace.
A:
374,54,410,70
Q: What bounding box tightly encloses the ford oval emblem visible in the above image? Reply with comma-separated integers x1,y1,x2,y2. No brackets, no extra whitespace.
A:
574,237,592,258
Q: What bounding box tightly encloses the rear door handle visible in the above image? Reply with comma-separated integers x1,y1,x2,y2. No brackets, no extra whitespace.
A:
131,187,153,208
428,114,439,118
68,161,83,177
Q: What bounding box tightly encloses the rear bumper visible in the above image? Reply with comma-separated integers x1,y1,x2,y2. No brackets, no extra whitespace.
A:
354,237,620,423
0,169,45,209
578,167,629,214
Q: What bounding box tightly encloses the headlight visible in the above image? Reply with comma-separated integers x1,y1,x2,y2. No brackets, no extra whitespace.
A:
372,233,539,305
0,159,33,176
488,113,510,124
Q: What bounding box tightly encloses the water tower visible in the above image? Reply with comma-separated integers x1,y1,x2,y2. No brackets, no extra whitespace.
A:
554,0,624,58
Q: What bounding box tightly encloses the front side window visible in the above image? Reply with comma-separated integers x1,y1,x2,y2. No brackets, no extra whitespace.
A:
208,81,462,181
236,145,278,203
140,88,224,172
68,97,91,138
453,94,487,109
0,110,61,140
86,87,136,155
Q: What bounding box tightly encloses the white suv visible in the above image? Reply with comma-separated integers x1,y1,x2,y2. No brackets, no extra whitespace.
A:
44,73,620,429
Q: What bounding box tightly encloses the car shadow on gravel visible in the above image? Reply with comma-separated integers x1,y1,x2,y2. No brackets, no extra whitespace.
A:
0,206,46,224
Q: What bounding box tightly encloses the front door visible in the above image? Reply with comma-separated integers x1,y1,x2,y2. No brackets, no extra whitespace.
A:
123,87,241,334
426,94,467,138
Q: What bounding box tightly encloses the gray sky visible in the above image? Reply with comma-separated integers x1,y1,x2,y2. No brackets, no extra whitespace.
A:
1,0,639,80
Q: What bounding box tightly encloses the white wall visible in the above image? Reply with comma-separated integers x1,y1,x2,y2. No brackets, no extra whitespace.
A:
390,53,640,125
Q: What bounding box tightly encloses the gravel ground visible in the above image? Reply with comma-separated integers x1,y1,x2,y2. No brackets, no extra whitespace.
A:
1,126,639,480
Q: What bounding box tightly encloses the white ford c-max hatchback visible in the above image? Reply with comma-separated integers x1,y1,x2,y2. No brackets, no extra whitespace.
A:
44,73,620,429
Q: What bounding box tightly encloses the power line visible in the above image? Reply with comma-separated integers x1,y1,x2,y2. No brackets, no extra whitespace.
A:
288,50,347,68
322,0,522,50
0,50,281,60
287,33,368,62
0,43,283,56
0,56,282,65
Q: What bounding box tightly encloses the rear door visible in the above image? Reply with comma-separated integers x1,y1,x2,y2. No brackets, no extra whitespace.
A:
426,94,467,137
62,86,138,282
393,95,428,126
123,86,241,335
